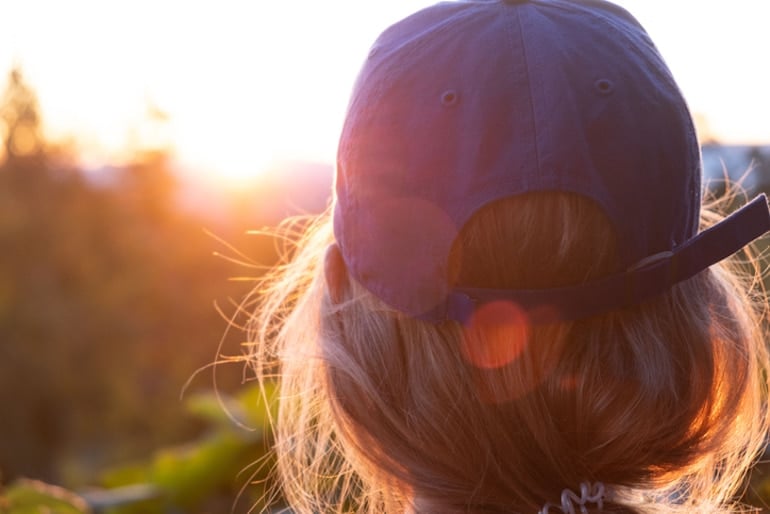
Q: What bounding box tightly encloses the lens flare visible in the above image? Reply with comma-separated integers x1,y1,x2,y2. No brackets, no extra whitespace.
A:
461,300,530,369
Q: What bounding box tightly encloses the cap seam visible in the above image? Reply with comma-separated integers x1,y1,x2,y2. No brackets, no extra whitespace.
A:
509,3,540,178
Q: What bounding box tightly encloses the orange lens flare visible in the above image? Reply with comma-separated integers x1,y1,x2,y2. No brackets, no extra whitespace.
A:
461,300,530,369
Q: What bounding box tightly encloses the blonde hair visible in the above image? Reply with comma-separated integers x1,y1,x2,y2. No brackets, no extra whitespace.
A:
247,191,770,514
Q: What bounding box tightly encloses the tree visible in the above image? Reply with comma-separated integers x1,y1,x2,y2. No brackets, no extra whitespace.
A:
0,67,44,160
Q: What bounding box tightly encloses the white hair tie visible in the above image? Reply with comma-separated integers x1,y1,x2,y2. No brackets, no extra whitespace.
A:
538,482,606,514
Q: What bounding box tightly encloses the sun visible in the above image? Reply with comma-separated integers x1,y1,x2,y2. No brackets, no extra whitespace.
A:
3,0,767,199
175,129,277,192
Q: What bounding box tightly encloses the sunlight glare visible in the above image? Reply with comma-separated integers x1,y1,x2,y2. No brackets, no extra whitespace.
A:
0,0,767,191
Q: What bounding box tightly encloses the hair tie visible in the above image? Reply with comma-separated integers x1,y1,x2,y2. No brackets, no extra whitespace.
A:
538,482,606,514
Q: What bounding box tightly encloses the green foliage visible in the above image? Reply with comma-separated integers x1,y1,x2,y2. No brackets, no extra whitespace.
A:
0,67,284,513
95,383,278,514
0,67,282,500
0,479,91,514
0,134,272,484
0,384,280,514
0,149,238,480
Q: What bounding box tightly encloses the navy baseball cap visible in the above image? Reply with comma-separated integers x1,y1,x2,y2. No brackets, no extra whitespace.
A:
333,0,770,323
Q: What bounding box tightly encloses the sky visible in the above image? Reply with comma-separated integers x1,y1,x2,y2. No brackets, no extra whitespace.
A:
0,0,768,189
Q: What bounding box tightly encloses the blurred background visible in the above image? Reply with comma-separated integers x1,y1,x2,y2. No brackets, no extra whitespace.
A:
0,1,768,513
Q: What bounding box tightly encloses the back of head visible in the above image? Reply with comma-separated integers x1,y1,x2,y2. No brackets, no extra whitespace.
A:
246,0,770,512
251,192,768,513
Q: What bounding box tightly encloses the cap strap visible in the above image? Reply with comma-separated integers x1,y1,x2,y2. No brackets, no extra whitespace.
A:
446,195,770,323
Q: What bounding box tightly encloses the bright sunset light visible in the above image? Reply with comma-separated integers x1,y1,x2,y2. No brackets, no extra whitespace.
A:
3,3,770,508
1,0,768,190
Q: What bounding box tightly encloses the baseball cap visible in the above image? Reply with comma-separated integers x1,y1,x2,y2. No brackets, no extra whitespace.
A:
332,0,770,323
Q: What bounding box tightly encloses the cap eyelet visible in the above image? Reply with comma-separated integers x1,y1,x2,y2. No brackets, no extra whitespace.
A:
594,78,615,96
441,90,459,107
